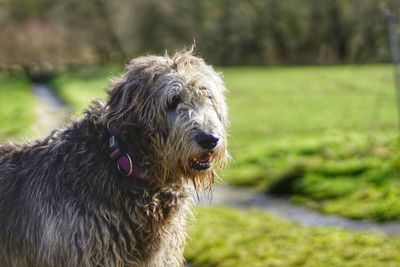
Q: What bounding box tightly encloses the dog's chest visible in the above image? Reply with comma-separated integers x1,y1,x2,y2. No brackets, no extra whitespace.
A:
90,191,192,266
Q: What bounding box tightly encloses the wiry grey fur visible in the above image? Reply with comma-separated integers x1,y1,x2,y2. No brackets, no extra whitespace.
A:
0,51,229,267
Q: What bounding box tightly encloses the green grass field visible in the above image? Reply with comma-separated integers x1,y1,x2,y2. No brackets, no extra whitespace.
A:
54,64,400,221
0,73,35,140
223,65,400,221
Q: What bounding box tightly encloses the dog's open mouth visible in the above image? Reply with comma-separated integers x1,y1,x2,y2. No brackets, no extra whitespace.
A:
190,152,213,170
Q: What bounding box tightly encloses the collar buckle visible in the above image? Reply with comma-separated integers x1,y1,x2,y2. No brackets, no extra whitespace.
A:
109,135,118,151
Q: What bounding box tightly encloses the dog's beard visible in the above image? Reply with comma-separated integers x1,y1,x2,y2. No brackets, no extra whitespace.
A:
159,139,228,191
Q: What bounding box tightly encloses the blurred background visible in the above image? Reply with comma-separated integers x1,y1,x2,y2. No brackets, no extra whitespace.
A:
1,0,400,266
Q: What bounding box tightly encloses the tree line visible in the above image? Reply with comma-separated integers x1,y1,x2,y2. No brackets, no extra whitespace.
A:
0,0,399,70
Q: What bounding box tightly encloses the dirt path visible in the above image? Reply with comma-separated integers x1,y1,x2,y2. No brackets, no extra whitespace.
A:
199,185,400,235
31,84,69,138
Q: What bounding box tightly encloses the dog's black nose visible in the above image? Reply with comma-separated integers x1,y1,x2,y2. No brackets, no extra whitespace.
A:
196,133,219,150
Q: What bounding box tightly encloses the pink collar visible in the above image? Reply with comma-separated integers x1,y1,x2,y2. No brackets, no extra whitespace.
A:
108,126,146,180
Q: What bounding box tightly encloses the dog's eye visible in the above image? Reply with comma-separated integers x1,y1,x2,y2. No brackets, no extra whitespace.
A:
167,95,181,111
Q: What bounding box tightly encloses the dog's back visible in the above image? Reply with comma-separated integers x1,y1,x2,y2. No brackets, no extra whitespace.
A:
0,141,50,267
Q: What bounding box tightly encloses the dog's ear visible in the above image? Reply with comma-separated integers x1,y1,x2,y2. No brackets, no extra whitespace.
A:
105,77,136,128
104,64,155,130
104,56,172,133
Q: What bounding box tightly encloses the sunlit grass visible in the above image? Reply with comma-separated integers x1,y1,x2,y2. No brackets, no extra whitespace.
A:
0,73,35,140
224,65,396,148
224,65,399,221
185,206,400,267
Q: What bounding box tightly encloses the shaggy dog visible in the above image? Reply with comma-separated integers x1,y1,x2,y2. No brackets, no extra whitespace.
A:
0,51,229,267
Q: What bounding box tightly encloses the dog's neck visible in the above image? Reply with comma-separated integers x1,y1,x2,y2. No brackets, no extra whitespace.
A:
108,123,148,181
105,122,168,187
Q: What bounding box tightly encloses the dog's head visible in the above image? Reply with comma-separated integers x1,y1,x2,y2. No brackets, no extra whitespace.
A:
104,51,229,188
